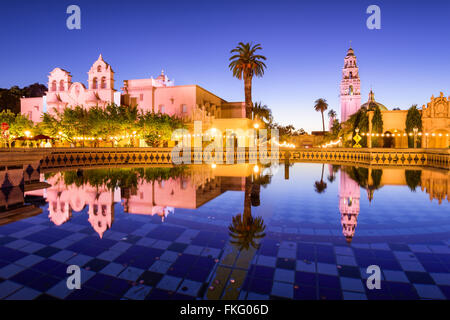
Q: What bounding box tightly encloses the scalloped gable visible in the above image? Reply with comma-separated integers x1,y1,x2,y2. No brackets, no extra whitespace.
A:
88,54,114,74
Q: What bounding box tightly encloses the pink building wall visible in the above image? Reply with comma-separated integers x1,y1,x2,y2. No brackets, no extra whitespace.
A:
21,55,245,124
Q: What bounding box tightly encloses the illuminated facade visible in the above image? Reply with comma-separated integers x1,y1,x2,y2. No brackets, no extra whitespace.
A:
20,55,253,134
340,47,361,122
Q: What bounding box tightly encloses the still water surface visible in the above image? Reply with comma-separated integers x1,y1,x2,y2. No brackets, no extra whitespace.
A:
0,163,449,300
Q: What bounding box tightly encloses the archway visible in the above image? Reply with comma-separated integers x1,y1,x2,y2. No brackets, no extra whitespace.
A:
383,131,394,148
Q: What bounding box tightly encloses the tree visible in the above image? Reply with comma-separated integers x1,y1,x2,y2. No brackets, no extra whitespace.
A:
371,105,383,147
0,83,47,114
344,107,369,147
0,110,34,146
314,164,327,193
328,109,337,119
405,170,422,191
229,42,267,119
138,112,185,147
314,98,328,132
228,176,266,251
252,102,273,126
405,105,422,148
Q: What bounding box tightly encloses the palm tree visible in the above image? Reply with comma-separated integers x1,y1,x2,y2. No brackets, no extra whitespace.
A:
328,109,337,120
314,98,328,132
252,102,273,126
228,176,266,250
314,164,327,193
229,43,267,118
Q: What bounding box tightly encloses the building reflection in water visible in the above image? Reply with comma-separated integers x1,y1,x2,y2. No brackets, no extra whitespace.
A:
1,162,446,242
24,165,262,238
0,162,49,226
338,170,360,243
337,165,449,241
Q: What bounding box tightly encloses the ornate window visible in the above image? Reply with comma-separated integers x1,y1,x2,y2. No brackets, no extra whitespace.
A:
92,77,98,89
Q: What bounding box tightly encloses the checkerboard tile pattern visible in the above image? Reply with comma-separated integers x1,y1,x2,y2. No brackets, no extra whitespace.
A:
0,206,229,300
233,238,450,300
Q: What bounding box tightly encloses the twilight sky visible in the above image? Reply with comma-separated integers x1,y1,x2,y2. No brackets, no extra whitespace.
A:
0,0,449,132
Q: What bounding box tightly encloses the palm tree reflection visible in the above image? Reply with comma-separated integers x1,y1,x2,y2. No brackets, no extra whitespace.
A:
228,176,266,251
314,164,328,193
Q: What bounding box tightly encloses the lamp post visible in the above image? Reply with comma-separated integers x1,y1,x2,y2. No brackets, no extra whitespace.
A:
413,127,418,148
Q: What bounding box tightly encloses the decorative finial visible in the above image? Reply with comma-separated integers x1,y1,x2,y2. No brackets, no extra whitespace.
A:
161,69,165,75
99,54,103,60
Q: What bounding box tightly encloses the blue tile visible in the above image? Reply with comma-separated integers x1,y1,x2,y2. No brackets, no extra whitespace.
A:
124,284,152,300
156,275,182,291
5,286,40,300
100,262,126,277
414,284,445,299
271,281,293,299
118,267,144,281
0,280,23,299
177,279,203,297
340,277,365,292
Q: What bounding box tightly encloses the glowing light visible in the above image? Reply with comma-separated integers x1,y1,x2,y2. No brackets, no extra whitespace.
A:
211,163,216,169
253,165,260,173
321,137,342,148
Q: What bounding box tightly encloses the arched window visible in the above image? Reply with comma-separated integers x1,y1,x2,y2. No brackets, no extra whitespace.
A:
97,65,102,72
349,72,353,79
51,80,57,92
59,80,64,91
101,77,106,89
92,77,98,89
349,85,353,95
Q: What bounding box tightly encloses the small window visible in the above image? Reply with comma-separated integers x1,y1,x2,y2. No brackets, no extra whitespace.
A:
159,105,165,113
140,94,144,101
51,80,57,92
59,80,64,91
97,65,102,72
101,77,106,89
181,104,187,113
93,78,98,89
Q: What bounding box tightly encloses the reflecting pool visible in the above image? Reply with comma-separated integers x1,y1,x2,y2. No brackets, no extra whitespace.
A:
0,163,449,300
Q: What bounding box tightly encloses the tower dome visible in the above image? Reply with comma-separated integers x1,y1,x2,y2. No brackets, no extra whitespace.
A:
361,90,388,111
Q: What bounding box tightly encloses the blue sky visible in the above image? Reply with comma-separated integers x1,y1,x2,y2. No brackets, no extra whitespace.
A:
0,0,449,132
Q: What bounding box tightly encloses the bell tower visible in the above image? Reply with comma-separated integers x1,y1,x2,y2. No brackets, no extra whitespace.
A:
339,171,360,243
340,46,361,122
